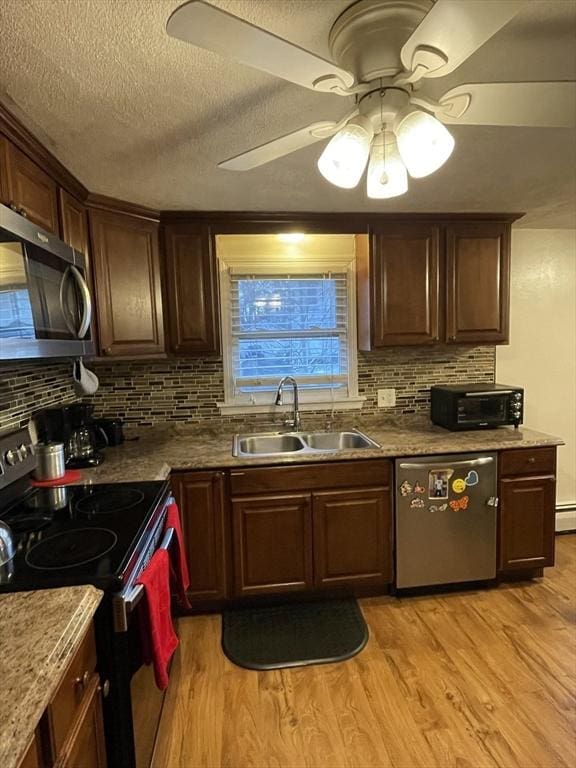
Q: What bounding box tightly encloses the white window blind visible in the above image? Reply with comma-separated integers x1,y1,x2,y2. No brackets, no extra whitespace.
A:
229,272,350,395
217,233,362,412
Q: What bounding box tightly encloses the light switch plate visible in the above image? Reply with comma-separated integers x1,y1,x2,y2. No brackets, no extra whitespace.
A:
377,388,396,408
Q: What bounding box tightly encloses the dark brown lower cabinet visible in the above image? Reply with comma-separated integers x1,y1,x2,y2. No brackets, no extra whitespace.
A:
229,461,393,597
172,471,228,602
232,493,313,596
313,487,392,588
499,474,556,572
18,623,107,768
499,447,557,574
55,674,107,768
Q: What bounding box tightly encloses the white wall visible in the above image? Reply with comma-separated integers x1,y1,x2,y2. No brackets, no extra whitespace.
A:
497,229,576,510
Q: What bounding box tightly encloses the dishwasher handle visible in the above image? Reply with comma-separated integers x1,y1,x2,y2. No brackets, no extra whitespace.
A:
398,456,495,470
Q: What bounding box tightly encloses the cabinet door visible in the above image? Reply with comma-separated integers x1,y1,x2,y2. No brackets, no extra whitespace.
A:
499,475,556,571
2,140,59,233
58,674,107,768
446,222,510,343
172,472,228,601
18,732,42,768
232,494,313,596
59,189,89,256
366,224,440,347
163,224,220,354
313,487,392,589
90,209,165,356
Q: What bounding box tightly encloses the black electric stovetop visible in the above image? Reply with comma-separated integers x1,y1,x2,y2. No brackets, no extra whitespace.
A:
0,480,169,593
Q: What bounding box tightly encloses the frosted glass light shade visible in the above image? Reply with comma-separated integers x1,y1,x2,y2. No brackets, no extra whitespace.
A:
367,132,408,199
317,116,374,189
395,109,454,178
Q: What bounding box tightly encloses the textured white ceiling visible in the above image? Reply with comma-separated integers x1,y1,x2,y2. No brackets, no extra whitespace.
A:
1,0,575,227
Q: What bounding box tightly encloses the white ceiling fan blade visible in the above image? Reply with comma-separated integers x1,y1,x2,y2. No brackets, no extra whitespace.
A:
218,121,343,171
437,82,576,127
167,1,355,94
400,0,526,81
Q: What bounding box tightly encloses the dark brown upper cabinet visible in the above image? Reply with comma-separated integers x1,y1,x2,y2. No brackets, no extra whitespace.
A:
358,219,511,349
0,137,59,233
446,222,510,344
358,224,440,348
163,222,220,355
90,209,165,357
59,189,89,256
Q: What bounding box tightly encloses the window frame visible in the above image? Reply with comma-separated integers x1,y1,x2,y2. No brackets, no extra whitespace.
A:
217,236,363,416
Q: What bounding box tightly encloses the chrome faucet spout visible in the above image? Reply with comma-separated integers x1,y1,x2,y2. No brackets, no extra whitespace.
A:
274,376,301,430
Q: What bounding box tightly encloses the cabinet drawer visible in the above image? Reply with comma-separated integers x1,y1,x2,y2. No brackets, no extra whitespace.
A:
230,460,391,496
49,624,97,756
500,447,556,477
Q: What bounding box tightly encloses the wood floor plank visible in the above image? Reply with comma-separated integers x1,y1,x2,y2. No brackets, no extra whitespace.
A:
152,535,576,768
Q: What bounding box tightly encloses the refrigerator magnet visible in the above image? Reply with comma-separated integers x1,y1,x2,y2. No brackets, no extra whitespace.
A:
410,497,425,509
452,478,466,494
399,480,413,496
465,470,479,487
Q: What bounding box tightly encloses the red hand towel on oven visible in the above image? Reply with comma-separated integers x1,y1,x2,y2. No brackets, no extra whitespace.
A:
137,548,179,690
165,502,192,611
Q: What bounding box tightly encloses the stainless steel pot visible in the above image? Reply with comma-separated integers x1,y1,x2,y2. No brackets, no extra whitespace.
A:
34,442,66,481
0,521,15,566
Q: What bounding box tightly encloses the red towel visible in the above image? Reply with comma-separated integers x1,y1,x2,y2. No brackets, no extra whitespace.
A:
137,548,179,690
165,502,192,611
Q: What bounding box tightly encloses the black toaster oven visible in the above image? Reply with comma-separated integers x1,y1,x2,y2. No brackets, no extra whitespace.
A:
431,383,524,430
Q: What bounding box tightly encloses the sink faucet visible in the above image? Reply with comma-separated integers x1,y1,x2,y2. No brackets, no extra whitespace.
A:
274,376,302,431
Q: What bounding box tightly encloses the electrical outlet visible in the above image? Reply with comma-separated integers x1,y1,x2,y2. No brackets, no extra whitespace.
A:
377,388,396,408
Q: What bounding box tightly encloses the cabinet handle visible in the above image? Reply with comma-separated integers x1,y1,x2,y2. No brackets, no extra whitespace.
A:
75,670,90,688
99,679,110,698
528,457,536,463
230,471,245,477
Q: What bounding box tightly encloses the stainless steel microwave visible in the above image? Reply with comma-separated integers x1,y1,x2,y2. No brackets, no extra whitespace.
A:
0,204,95,360
430,383,524,430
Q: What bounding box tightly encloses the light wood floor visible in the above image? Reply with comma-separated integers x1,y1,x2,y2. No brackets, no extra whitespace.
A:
153,536,576,768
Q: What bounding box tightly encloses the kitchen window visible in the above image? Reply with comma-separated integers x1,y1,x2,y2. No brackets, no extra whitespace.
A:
217,234,363,414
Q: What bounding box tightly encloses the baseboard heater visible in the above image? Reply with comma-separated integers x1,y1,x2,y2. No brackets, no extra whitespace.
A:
556,503,576,533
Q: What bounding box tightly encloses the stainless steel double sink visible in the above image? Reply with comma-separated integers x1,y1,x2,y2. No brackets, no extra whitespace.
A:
232,429,381,457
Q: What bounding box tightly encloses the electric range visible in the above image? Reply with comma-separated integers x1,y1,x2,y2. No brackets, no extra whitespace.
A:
0,479,170,592
0,427,175,768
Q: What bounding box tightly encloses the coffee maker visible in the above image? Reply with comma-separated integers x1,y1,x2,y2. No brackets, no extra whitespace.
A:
37,404,105,468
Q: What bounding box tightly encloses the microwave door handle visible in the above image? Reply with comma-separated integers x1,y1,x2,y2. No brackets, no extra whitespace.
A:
398,457,495,470
68,265,92,339
59,267,77,336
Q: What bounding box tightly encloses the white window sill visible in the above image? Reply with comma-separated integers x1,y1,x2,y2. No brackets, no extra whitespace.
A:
217,396,366,417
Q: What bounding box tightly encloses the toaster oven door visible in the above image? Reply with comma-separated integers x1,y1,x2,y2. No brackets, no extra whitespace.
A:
457,394,508,425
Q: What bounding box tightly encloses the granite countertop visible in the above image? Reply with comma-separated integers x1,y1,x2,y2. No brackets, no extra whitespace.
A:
0,585,103,768
69,416,564,485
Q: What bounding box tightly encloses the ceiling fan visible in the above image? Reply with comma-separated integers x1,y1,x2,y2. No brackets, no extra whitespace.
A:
166,0,576,199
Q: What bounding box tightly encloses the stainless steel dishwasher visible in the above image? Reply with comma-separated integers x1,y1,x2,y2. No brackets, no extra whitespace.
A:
395,453,498,588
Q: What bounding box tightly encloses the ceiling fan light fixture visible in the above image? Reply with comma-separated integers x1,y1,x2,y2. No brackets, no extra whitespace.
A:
367,131,408,199
394,108,455,178
317,115,374,189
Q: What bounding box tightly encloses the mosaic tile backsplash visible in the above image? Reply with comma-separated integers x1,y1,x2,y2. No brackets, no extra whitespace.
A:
0,361,78,434
1,346,495,433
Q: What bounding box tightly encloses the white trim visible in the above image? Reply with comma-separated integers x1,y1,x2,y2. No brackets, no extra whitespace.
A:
218,396,366,417
556,503,576,533
217,236,359,409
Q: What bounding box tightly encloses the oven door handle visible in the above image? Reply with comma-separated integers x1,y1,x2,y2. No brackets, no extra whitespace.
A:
113,527,176,632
